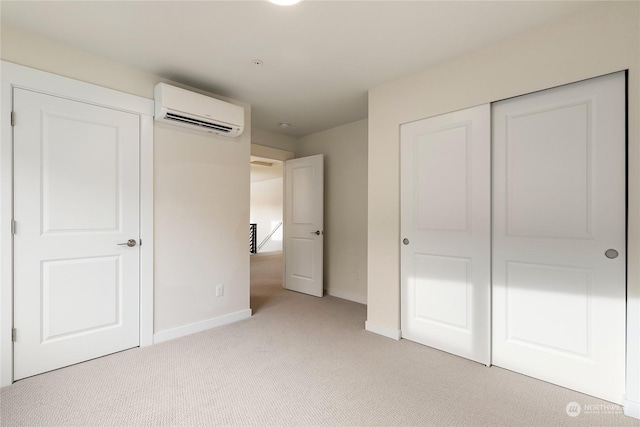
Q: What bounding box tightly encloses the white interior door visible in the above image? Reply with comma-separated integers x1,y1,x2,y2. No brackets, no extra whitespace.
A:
492,72,626,403
284,155,324,297
401,104,491,365
13,88,141,380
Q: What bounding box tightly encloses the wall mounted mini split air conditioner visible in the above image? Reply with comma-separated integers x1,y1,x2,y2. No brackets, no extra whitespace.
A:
154,83,244,137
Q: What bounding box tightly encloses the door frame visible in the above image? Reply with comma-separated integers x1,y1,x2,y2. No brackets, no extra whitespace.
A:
250,143,294,254
0,61,155,386
250,143,294,286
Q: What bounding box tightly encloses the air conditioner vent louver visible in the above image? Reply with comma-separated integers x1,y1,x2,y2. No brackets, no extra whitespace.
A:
165,112,233,133
154,83,244,138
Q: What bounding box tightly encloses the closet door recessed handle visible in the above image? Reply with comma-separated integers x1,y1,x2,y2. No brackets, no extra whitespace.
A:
605,249,619,259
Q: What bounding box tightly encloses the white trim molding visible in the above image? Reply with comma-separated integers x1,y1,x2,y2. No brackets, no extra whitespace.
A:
153,309,252,344
0,61,155,386
139,114,154,347
628,288,640,420
625,399,640,420
365,321,401,340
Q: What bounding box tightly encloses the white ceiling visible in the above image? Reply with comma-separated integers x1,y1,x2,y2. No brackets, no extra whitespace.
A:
2,1,600,137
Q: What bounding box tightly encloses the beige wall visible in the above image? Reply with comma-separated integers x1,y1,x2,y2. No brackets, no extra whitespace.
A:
297,119,368,304
2,26,252,336
251,143,294,162
154,125,250,332
2,26,160,98
367,1,639,404
252,127,297,153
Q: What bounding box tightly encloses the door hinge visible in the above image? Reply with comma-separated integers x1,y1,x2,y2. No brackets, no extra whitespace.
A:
11,328,16,342
11,219,15,235
139,239,142,247
10,112,15,127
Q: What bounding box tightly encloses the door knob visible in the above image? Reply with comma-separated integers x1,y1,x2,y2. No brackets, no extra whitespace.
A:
118,239,137,247
403,238,410,245
310,230,321,235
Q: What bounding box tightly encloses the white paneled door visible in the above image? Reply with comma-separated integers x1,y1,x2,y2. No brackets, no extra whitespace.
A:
492,72,626,403
284,155,324,297
13,88,141,380
401,104,491,365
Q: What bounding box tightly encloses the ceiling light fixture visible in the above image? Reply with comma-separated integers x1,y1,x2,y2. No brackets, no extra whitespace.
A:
268,0,302,6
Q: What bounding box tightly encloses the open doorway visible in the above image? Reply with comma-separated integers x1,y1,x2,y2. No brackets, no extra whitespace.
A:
250,155,284,313
249,143,295,313
250,156,284,254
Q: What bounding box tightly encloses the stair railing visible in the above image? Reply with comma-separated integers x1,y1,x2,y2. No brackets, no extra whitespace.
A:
249,223,257,254
257,222,282,253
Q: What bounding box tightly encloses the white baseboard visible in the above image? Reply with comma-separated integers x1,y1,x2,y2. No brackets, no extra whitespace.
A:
365,321,401,340
327,289,367,305
624,399,640,419
153,309,252,344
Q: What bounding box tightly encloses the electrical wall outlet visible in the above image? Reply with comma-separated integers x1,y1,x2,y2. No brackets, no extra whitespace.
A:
216,284,224,297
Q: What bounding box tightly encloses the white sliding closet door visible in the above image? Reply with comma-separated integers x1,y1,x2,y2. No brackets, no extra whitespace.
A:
401,104,491,365
492,72,626,403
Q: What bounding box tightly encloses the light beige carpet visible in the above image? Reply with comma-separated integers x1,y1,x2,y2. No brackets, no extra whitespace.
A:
1,252,638,426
